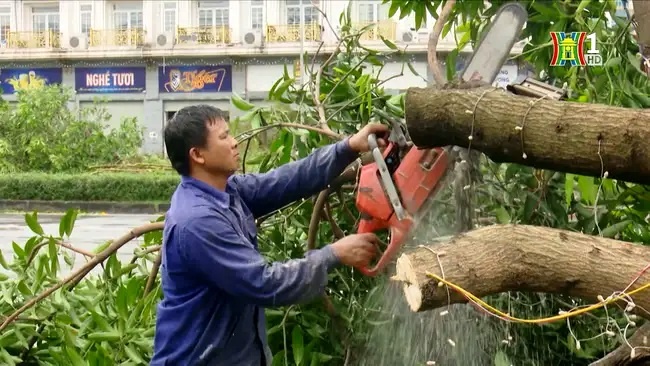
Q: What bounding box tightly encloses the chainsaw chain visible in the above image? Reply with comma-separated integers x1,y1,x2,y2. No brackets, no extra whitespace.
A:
451,146,481,233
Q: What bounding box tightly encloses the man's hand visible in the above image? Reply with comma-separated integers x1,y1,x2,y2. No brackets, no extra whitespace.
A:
330,233,379,267
348,123,390,153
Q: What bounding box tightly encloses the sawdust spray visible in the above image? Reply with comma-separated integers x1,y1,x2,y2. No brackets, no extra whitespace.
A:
351,175,507,366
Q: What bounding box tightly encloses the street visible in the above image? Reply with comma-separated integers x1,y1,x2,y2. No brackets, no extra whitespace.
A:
0,213,162,278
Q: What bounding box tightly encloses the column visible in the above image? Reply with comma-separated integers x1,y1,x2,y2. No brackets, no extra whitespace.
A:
229,0,240,43
143,0,155,43
177,0,192,27
94,0,106,30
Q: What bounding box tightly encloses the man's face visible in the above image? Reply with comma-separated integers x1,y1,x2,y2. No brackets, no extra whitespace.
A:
190,118,240,176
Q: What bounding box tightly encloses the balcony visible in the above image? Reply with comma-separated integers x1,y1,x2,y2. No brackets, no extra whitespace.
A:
176,26,232,45
89,28,145,47
352,20,397,42
265,23,322,43
6,30,60,49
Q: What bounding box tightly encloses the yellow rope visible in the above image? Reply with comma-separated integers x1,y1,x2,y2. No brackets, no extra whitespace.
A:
425,271,650,324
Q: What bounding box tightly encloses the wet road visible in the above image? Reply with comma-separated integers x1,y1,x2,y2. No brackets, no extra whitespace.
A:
0,213,161,277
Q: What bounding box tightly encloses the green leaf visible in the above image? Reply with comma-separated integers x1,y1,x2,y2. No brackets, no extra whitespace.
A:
272,350,286,366
601,219,632,238
388,1,401,18
380,36,398,50
59,208,78,238
565,173,575,206
24,211,44,236
231,92,256,111
87,331,121,342
604,56,621,69
446,48,459,82
413,2,426,30
48,237,58,274
494,206,511,224
292,326,304,366
494,350,511,366
522,194,538,222
124,344,146,364
0,250,8,270
577,175,596,204
406,61,420,78
64,345,87,366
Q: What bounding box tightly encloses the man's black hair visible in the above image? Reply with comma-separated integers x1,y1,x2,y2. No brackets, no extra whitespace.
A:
164,104,229,176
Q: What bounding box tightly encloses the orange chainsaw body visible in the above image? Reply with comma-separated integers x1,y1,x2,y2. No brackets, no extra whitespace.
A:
355,143,450,276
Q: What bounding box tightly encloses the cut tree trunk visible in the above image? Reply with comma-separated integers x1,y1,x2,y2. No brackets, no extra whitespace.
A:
404,86,650,185
392,224,650,365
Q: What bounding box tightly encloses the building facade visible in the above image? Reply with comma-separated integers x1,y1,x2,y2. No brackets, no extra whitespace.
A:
0,0,526,154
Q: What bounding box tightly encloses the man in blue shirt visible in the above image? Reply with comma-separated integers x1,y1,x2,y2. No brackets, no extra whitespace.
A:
151,105,389,365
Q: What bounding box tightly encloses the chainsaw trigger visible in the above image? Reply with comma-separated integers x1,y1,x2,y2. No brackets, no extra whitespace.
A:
357,219,412,277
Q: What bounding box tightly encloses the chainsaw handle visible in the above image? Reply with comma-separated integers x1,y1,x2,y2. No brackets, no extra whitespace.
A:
357,224,408,277
367,133,379,151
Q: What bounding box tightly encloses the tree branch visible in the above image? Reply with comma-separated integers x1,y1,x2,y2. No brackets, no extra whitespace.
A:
0,221,164,332
590,323,650,366
428,0,456,85
236,122,343,142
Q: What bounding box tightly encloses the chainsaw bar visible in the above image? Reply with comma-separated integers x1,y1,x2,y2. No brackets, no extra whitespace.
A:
459,2,528,84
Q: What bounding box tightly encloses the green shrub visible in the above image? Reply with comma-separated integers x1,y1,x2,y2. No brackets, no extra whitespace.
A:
0,173,180,202
0,85,143,173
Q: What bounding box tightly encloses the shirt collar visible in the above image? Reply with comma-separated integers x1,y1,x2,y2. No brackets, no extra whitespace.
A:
180,175,231,209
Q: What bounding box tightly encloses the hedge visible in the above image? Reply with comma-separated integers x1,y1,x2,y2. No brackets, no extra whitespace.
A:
0,172,181,202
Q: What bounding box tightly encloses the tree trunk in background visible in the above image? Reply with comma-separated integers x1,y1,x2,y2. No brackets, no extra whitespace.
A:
633,0,650,75
392,224,650,365
404,86,650,185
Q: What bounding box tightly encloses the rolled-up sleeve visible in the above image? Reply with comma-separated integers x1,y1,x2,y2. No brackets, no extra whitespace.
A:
178,211,340,307
231,138,359,218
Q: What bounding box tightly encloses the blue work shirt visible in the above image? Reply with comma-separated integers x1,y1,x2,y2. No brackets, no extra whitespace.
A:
151,139,359,366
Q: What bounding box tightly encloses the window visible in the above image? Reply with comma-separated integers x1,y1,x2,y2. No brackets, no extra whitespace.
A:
198,0,229,28
358,1,387,23
80,4,92,36
251,0,263,30
0,6,10,44
286,0,318,25
32,6,60,33
163,2,177,33
113,3,143,30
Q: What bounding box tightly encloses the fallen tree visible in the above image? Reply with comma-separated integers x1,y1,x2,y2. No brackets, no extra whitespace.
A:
392,224,650,365
404,86,650,185
402,83,650,365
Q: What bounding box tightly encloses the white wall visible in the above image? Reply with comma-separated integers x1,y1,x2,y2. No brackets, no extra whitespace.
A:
246,59,429,93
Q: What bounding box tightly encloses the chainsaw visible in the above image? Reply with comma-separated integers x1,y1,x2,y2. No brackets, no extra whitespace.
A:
354,2,529,277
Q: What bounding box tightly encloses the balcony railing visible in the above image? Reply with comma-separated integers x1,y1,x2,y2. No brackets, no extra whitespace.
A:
351,20,397,42
176,26,231,45
89,28,145,47
6,30,60,48
265,23,322,43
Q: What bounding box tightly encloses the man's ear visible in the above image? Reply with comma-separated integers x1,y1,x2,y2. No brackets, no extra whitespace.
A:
188,147,205,166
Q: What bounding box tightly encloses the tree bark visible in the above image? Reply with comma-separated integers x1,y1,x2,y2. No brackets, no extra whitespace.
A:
392,224,650,365
404,86,650,185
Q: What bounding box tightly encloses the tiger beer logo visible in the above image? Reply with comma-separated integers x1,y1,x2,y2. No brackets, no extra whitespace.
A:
163,68,227,92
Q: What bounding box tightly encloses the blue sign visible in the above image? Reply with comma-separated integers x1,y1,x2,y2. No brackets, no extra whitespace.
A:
75,67,146,93
158,65,232,93
0,68,62,94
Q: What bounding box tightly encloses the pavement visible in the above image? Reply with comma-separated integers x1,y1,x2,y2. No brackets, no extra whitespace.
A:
0,213,162,278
